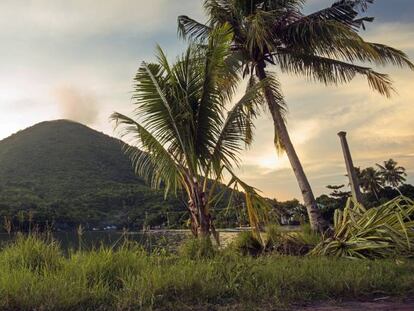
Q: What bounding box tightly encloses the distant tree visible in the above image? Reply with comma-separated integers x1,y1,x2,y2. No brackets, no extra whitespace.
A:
178,0,414,231
326,185,351,201
399,184,414,199
315,185,351,224
288,202,308,225
112,27,269,239
376,159,407,191
359,167,383,200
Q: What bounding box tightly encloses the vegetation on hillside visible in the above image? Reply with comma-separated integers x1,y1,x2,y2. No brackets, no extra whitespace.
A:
0,120,186,231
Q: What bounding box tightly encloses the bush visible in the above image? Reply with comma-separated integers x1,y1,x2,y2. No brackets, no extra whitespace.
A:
264,224,283,252
263,224,320,256
0,233,62,272
178,237,217,259
231,231,263,256
310,196,414,259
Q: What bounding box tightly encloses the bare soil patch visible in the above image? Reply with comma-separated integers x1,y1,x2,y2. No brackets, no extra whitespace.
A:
297,300,414,311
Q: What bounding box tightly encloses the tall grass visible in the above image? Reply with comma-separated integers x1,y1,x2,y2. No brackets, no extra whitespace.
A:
0,235,413,310
229,224,322,256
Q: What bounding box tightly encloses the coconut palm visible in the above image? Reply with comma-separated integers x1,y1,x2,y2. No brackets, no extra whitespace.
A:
178,0,414,231
359,167,382,199
111,26,269,240
376,159,407,190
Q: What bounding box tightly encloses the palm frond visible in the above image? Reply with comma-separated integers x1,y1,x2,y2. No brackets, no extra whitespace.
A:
178,15,211,42
210,78,266,174
275,50,394,97
245,10,276,56
226,167,271,242
304,0,375,30
257,71,287,152
195,24,237,163
204,0,234,25
367,43,414,69
281,18,414,72
133,61,189,161
110,112,182,196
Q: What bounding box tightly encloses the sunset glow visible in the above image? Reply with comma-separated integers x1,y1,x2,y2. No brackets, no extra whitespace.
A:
1,0,413,201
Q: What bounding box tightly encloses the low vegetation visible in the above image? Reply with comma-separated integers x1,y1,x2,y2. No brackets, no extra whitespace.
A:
0,235,413,310
311,196,414,259
230,224,321,257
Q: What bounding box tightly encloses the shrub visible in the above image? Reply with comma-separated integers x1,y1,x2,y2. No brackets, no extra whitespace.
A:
310,196,414,259
0,234,62,272
263,224,320,256
231,231,263,256
178,237,217,259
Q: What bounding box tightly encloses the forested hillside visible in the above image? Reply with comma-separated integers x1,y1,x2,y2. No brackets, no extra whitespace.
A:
0,120,186,230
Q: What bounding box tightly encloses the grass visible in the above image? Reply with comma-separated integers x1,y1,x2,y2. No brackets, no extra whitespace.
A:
0,235,413,310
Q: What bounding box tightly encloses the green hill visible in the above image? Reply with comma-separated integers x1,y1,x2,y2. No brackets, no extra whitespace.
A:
0,120,185,230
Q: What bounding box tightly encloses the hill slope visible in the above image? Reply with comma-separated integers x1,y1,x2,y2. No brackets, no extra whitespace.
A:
0,120,184,230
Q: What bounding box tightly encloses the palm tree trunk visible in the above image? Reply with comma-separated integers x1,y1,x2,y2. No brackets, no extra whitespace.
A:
188,179,211,238
256,64,326,232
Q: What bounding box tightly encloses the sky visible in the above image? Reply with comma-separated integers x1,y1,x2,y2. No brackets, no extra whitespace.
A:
0,0,413,201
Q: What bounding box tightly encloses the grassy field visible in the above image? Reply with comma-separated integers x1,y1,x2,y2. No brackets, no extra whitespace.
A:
0,235,413,310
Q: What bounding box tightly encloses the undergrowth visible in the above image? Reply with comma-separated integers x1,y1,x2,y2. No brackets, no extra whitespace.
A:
0,235,413,310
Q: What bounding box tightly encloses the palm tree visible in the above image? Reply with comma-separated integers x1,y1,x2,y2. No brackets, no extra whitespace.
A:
376,159,407,191
359,167,382,199
111,26,269,240
178,0,414,231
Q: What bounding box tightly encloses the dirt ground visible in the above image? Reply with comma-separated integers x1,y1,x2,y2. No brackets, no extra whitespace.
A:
189,300,414,311
297,300,414,311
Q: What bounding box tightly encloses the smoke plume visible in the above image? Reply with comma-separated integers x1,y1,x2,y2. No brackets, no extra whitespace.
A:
54,86,98,125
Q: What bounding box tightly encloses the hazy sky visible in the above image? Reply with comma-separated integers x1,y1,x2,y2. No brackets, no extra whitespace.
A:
0,0,413,200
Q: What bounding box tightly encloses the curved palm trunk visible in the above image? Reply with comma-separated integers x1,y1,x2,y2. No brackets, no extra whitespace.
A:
256,64,326,232
187,179,218,241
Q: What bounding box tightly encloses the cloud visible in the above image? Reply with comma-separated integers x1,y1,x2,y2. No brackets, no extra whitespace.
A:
53,86,99,125
0,0,203,38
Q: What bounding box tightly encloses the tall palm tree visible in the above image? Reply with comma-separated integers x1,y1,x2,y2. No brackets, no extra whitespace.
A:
376,159,407,190
359,167,382,199
178,0,414,231
111,26,269,239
